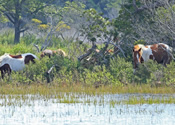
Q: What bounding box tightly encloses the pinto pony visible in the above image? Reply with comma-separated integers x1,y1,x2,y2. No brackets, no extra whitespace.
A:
0,53,38,78
133,43,174,71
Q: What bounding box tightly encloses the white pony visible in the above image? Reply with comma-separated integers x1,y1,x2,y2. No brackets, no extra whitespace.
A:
0,53,38,78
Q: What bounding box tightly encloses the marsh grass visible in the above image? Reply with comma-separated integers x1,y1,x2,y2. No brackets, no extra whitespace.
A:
0,84,174,106
0,84,174,95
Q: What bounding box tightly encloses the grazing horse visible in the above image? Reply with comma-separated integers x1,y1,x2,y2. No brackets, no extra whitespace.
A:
40,49,67,58
133,43,173,71
0,53,38,78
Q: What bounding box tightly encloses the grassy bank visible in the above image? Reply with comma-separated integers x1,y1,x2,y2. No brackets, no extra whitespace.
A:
0,83,174,95
0,84,175,106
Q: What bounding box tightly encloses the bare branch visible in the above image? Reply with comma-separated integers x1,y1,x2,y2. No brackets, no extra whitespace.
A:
78,44,97,61
33,44,40,52
132,0,166,13
108,42,126,58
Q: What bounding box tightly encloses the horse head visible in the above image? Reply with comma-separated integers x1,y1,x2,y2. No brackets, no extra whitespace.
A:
23,53,38,64
133,45,143,70
40,49,54,58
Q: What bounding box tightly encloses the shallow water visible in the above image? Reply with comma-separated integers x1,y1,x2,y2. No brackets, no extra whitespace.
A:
0,94,175,125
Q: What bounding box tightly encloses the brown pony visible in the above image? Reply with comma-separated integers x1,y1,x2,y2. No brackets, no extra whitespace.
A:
40,49,67,58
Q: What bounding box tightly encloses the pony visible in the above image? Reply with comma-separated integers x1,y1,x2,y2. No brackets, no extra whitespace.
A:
40,49,67,58
0,53,38,78
133,43,174,71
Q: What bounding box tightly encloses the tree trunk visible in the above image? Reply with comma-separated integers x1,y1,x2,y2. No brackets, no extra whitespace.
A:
14,24,20,44
14,1,21,44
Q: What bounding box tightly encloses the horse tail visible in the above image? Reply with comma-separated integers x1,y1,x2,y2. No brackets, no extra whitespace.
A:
168,47,175,61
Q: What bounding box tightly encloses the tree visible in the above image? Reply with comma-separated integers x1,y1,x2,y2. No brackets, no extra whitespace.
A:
113,0,175,44
31,1,85,51
0,0,54,44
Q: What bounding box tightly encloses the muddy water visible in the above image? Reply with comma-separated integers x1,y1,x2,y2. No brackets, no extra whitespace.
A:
0,94,175,125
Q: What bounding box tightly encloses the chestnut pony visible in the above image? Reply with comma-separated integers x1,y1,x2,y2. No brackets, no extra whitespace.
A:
133,43,173,72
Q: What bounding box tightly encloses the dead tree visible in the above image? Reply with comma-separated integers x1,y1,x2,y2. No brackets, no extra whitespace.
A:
78,38,126,68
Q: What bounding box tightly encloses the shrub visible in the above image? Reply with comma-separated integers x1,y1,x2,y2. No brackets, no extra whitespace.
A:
21,34,37,45
12,58,49,84
0,30,14,44
12,42,35,54
109,56,134,84
133,60,164,84
81,65,122,86
162,61,175,86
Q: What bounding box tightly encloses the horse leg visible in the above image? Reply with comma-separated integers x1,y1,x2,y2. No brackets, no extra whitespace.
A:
7,67,11,76
162,56,169,67
1,70,4,79
7,69,12,81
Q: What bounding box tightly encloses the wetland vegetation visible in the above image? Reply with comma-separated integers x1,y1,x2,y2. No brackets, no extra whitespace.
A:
0,0,175,124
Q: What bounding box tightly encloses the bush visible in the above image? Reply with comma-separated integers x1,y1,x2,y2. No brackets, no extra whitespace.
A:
11,54,78,84
109,56,134,84
0,30,14,44
162,61,175,86
133,60,164,84
81,65,122,86
21,34,37,45
12,58,49,84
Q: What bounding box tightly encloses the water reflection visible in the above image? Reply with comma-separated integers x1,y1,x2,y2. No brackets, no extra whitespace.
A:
0,94,175,125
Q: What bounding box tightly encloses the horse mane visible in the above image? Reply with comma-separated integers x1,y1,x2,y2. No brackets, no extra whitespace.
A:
9,54,22,58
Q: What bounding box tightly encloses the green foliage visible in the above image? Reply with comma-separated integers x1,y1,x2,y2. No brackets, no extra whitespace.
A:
156,6,174,23
134,60,175,86
0,30,175,87
81,8,110,43
134,40,146,45
110,56,134,84
0,14,9,23
82,65,122,86
59,1,86,28
0,42,34,55
0,0,55,43
0,30,14,44
11,55,47,84
11,42,35,54
134,60,164,84
20,34,37,45
112,0,151,43
162,61,175,85
51,36,66,48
